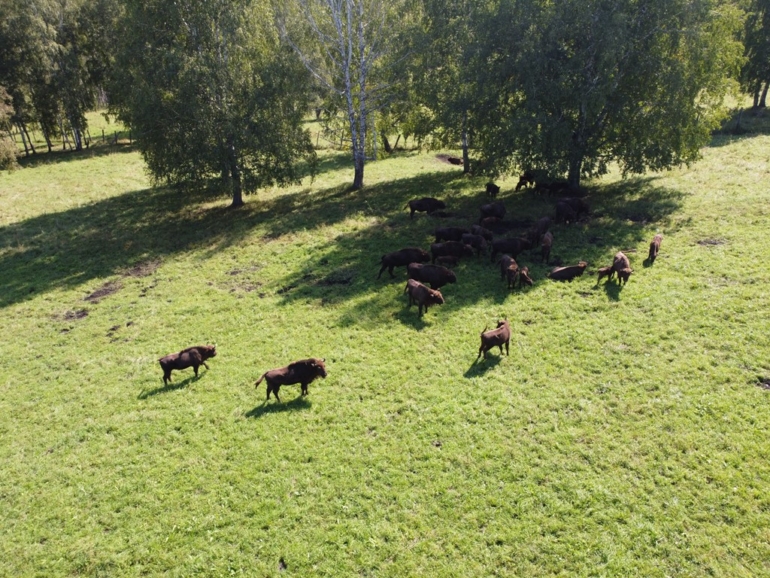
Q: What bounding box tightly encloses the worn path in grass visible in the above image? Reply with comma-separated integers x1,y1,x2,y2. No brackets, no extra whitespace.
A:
1,134,769,576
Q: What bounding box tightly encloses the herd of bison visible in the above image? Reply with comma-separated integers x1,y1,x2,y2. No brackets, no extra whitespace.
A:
159,173,663,401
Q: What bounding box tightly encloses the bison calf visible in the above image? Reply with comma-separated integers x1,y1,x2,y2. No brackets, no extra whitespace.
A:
461,233,488,257
541,231,553,263
407,263,456,289
378,247,430,278
255,358,327,402
519,266,533,288
648,234,663,263
477,320,511,359
159,345,217,385
405,279,445,317
406,197,446,219
485,182,501,198
597,266,614,283
548,262,588,282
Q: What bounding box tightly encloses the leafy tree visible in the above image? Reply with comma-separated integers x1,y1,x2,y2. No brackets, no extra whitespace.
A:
111,0,316,207
742,0,770,107
0,85,19,169
475,0,744,187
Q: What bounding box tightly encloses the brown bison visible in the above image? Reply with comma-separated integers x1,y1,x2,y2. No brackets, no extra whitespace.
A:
498,254,517,281
490,237,531,261
541,231,553,263
406,197,446,219
548,262,588,281
430,241,475,263
378,247,431,278
407,263,457,289
485,182,501,198
159,345,217,385
515,171,536,191
470,225,494,243
505,262,520,289
255,358,327,402
435,226,470,243
519,266,533,288
612,251,633,285
561,197,590,219
477,320,511,359
527,216,551,246
648,234,663,263
405,279,445,316
435,255,460,268
597,266,614,283
479,201,506,222
461,233,488,257
555,201,577,224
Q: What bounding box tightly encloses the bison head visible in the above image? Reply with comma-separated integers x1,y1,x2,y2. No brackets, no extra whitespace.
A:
313,358,328,378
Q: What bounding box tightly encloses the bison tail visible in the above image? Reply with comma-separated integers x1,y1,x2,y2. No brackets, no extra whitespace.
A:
254,373,267,388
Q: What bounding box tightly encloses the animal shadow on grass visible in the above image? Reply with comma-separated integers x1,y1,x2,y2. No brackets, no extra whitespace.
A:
464,355,502,378
603,280,622,301
245,395,312,418
138,374,201,399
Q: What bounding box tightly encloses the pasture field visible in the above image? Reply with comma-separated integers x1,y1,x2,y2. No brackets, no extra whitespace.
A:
1,118,770,576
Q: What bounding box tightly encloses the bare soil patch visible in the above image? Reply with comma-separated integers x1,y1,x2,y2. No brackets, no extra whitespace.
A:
124,260,161,277
62,309,88,320
85,280,122,303
698,238,727,246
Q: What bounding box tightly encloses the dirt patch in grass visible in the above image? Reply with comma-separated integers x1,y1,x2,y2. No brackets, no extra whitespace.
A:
84,280,122,302
124,260,161,277
62,309,88,320
698,238,727,246
317,270,355,287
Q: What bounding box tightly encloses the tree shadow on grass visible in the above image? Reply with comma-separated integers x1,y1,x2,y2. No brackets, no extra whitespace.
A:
138,374,201,399
464,355,503,378
17,142,139,168
245,395,312,418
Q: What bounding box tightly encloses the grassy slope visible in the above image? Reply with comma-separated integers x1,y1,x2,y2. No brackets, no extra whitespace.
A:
1,126,769,576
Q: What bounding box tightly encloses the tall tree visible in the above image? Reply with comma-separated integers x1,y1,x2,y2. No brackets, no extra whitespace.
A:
278,0,408,189
742,0,770,107
0,85,19,169
111,0,316,207
475,0,744,187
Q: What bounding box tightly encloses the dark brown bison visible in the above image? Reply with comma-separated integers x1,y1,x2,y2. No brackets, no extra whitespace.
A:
159,345,217,385
461,233,488,257
477,320,511,359
498,254,517,281
407,263,457,289
378,247,431,278
648,234,663,263
435,255,460,268
447,156,463,165
490,237,531,261
479,201,506,222
548,262,588,281
526,216,551,246
255,358,327,402
612,251,632,284
555,201,577,224
470,225,494,243
519,266,533,288
435,226,470,243
406,197,446,219
430,241,475,263
479,216,502,230
541,231,553,263
485,182,501,198
505,262,519,289
597,266,614,283
561,197,590,218
515,171,536,191
405,279,445,316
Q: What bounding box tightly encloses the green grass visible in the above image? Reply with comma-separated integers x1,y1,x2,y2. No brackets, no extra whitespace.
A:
1,130,770,576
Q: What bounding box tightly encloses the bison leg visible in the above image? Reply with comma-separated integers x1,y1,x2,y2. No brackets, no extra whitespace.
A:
505,341,510,356
202,361,209,370
163,370,172,385
301,382,308,396
193,364,200,377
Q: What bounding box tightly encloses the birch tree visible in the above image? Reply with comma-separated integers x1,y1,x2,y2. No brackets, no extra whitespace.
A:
279,0,407,189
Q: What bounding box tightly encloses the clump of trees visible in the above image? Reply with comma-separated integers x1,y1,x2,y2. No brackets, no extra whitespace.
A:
0,85,19,169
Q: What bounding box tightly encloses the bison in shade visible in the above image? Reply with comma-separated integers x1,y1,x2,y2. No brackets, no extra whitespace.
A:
548,262,588,282
498,254,517,281
505,262,519,289
555,201,577,224
477,320,511,359
541,231,553,263
527,216,551,246
479,201,506,222
435,226,470,243
406,197,446,219
255,358,327,402
405,279,445,317
490,237,531,261
435,255,460,268
561,197,590,219
378,247,430,278
431,241,475,263
597,266,614,283
485,182,501,198
515,171,536,191
407,263,457,289
648,234,663,263
470,225,494,243
612,251,633,285
159,345,217,385
461,233,488,257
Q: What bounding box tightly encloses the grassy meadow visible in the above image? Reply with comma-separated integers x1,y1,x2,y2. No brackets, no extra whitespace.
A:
1,112,770,576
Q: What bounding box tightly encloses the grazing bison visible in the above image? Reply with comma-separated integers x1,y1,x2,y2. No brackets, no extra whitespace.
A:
479,201,506,222
406,197,446,219
541,231,553,263
515,171,536,191
485,182,501,198
470,225,494,243
527,216,551,246
505,262,519,289
548,262,588,282
519,266,533,288
562,197,590,219
498,254,517,281
612,251,633,285
461,233,488,257
479,216,502,231
405,279,445,316
597,266,614,283
477,320,511,359
490,237,531,262
431,241,475,263
649,234,663,263
435,226,470,243
378,247,431,278
536,180,572,196
555,201,577,224
255,358,327,402
407,263,457,289
159,345,217,386
435,255,460,268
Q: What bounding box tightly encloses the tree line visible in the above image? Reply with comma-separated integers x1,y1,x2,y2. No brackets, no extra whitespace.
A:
0,0,766,206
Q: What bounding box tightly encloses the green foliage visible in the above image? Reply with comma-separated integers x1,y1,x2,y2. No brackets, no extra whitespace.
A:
0,85,18,169
110,0,316,206
474,0,744,185
742,0,770,103
2,126,770,575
